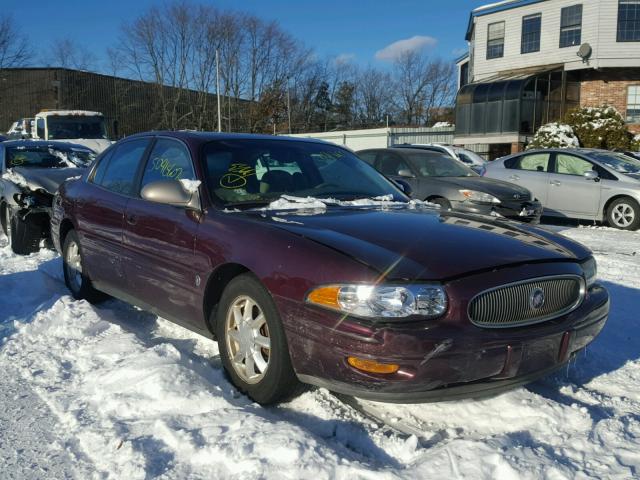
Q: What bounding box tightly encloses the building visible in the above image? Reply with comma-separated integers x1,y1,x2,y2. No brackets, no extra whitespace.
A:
454,0,640,158
0,68,233,138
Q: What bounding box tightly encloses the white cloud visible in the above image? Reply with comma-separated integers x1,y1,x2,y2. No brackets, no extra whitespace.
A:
334,53,356,65
375,35,438,61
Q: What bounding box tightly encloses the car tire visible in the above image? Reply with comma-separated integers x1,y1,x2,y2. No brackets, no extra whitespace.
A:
429,197,451,210
1,203,8,238
215,273,300,405
607,197,640,231
62,230,107,303
9,211,42,255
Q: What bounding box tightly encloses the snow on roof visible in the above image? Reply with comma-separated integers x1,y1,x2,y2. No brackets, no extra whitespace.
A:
37,110,104,117
473,0,519,13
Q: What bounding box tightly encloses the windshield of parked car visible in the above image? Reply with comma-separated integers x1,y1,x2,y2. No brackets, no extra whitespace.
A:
406,151,478,177
202,139,407,208
591,152,640,177
455,149,486,166
5,145,95,169
46,115,108,140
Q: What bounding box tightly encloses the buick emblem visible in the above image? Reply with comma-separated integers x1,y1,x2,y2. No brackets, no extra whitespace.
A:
529,288,545,310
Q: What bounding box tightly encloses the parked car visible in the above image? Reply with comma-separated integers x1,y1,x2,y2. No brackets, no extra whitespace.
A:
393,143,488,175
485,148,640,230
0,140,95,254
52,131,608,405
357,147,542,223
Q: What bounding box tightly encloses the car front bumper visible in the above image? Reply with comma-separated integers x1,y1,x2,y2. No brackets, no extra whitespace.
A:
280,279,608,403
451,199,543,223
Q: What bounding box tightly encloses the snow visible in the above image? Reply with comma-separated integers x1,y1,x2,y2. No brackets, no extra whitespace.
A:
37,110,104,118
431,122,453,128
178,179,202,194
2,168,29,188
0,223,639,478
262,195,436,212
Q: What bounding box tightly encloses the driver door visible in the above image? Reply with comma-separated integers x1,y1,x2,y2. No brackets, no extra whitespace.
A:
122,137,203,328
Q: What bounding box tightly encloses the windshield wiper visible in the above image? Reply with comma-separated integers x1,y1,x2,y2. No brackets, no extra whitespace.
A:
223,200,274,209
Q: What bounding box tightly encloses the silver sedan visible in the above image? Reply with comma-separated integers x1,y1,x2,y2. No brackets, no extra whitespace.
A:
485,148,640,230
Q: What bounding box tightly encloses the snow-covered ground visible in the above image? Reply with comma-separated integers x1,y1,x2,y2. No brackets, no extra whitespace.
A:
0,223,638,479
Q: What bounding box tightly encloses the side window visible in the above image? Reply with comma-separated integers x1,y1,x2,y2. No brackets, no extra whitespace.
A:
555,154,594,176
97,138,150,195
91,148,115,185
377,152,411,176
457,153,474,165
140,138,195,191
357,151,377,165
36,118,45,139
506,153,550,172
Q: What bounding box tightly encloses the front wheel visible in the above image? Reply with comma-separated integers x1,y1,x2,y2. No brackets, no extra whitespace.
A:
62,230,107,303
607,197,640,230
215,274,299,404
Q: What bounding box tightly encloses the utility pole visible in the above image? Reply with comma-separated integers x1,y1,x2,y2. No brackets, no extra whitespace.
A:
216,49,222,132
286,76,292,134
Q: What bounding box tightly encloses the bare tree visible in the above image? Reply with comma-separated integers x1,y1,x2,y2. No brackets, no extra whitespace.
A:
356,67,393,127
0,14,32,68
50,38,96,70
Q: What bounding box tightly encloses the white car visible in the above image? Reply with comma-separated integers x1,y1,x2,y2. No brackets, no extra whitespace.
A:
485,148,640,230
392,144,487,174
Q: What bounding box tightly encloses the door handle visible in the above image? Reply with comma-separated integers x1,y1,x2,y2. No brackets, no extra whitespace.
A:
550,180,561,186
126,213,137,225
508,175,520,181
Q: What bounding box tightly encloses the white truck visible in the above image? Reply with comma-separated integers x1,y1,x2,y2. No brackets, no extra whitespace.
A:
28,110,113,153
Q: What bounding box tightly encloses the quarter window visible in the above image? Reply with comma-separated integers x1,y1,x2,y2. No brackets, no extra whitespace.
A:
521,14,542,53
555,154,594,175
618,0,640,42
560,5,583,48
95,138,150,195
627,85,640,122
140,139,196,191
487,21,505,59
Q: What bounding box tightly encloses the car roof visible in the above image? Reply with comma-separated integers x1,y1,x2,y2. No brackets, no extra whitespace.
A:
369,147,448,157
123,130,339,148
1,139,95,152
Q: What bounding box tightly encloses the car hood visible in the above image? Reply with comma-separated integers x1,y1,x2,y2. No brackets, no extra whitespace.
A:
438,176,533,201
12,166,85,194
247,207,590,280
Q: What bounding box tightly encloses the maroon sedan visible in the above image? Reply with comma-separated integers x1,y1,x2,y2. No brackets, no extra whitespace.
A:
51,132,609,404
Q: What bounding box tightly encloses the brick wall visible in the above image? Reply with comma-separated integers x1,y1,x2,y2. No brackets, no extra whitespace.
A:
579,68,640,134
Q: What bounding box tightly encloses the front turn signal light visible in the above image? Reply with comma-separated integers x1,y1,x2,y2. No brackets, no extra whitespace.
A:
347,356,399,374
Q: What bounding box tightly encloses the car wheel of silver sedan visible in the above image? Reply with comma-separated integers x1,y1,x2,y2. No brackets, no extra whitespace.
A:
607,198,640,231
215,273,299,404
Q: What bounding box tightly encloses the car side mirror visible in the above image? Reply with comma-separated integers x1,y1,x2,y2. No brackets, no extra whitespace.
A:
584,170,600,182
397,169,414,178
141,179,192,206
393,178,413,196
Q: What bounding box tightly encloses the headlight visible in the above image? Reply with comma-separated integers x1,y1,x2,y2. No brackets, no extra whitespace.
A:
459,189,501,204
306,284,448,319
581,257,597,288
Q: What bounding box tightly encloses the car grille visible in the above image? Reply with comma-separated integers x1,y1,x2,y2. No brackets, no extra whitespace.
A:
468,275,584,328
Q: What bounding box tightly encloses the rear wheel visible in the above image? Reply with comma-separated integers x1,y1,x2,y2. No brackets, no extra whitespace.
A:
607,197,640,230
8,211,41,255
215,274,299,404
62,230,106,303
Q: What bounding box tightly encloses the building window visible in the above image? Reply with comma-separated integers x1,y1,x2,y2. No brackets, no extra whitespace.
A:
487,21,505,59
618,0,640,41
521,14,542,53
628,86,640,122
560,5,582,47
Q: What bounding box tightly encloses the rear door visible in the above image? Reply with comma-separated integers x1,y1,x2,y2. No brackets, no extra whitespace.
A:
122,137,203,328
500,152,551,204
546,152,602,217
75,138,151,290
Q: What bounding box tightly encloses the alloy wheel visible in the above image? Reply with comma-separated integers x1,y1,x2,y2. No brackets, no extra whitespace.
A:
225,295,271,384
611,203,635,228
64,239,83,294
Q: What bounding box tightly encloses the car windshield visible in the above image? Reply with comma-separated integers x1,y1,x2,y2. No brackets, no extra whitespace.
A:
5,146,95,168
46,115,107,140
455,149,486,166
406,151,478,177
202,139,406,208
591,152,640,176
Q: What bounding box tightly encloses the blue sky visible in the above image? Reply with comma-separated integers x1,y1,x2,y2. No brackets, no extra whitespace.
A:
5,0,480,70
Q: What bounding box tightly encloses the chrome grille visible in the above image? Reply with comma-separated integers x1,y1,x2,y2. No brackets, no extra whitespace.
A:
468,275,584,328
